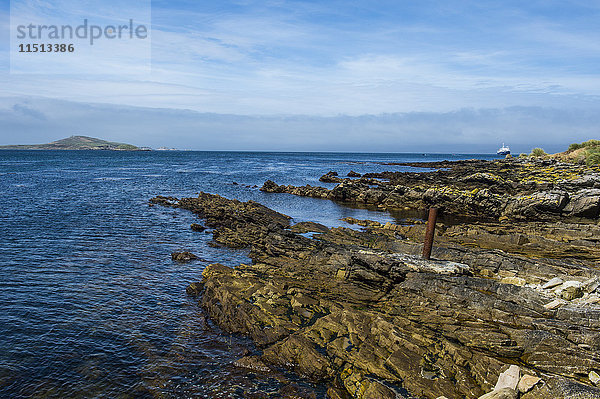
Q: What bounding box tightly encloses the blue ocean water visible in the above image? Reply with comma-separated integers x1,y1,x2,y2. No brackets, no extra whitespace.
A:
0,151,497,398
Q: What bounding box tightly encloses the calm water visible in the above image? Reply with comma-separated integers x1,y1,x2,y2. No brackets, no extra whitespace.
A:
0,151,497,398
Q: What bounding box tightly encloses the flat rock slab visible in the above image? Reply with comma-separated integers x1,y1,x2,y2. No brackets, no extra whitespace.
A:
389,253,470,275
544,298,566,310
501,276,526,286
542,277,563,289
518,375,541,393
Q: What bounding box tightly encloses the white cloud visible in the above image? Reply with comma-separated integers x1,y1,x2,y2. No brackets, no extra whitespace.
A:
1,1,600,120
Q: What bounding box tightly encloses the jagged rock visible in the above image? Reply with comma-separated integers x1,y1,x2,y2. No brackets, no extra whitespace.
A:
563,189,600,218
494,365,520,390
503,191,569,219
518,375,541,393
320,171,344,183
171,251,198,262
186,282,202,296
558,281,584,300
261,179,282,192
478,388,518,399
347,171,361,177
582,277,600,294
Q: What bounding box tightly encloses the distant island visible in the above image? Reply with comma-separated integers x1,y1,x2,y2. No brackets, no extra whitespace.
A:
0,135,145,151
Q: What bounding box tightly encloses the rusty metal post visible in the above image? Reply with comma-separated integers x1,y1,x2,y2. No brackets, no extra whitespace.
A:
422,207,438,260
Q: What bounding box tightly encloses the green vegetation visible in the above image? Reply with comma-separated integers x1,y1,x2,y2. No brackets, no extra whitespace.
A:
587,152,600,166
565,139,600,166
568,139,600,152
530,148,547,157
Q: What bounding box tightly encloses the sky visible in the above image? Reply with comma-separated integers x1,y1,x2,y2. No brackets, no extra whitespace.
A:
0,0,599,152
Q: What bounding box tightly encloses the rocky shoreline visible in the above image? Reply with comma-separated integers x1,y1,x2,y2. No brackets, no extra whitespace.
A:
151,158,600,399
261,158,600,221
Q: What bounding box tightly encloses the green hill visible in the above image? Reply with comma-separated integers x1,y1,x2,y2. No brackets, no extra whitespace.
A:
0,136,141,151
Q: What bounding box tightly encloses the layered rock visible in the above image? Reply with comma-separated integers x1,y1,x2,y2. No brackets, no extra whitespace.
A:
152,192,600,399
341,217,600,261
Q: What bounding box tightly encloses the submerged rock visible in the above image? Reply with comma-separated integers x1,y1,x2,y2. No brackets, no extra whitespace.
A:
171,251,199,262
320,171,344,183
190,223,206,232
233,355,271,373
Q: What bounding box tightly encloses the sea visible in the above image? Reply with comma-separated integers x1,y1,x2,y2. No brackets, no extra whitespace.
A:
0,150,498,398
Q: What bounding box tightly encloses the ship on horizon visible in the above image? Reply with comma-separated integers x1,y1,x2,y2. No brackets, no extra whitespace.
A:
497,143,511,156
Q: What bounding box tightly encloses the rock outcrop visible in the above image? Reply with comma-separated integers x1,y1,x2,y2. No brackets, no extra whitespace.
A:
152,191,600,399
261,158,600,222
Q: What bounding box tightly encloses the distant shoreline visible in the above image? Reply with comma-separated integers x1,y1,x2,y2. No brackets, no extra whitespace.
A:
0,147,148,151
0,135,143,151
0,148,502,155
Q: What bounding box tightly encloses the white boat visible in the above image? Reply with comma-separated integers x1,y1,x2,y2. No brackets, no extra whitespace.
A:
497,144,511,156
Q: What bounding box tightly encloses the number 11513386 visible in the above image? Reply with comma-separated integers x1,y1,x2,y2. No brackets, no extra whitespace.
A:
19,44,75,52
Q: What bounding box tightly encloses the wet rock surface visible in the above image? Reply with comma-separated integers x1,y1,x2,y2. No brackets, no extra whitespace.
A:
151,177,600,399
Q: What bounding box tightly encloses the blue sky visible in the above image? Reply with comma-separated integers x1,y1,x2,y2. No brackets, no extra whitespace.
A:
1,0,599,152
